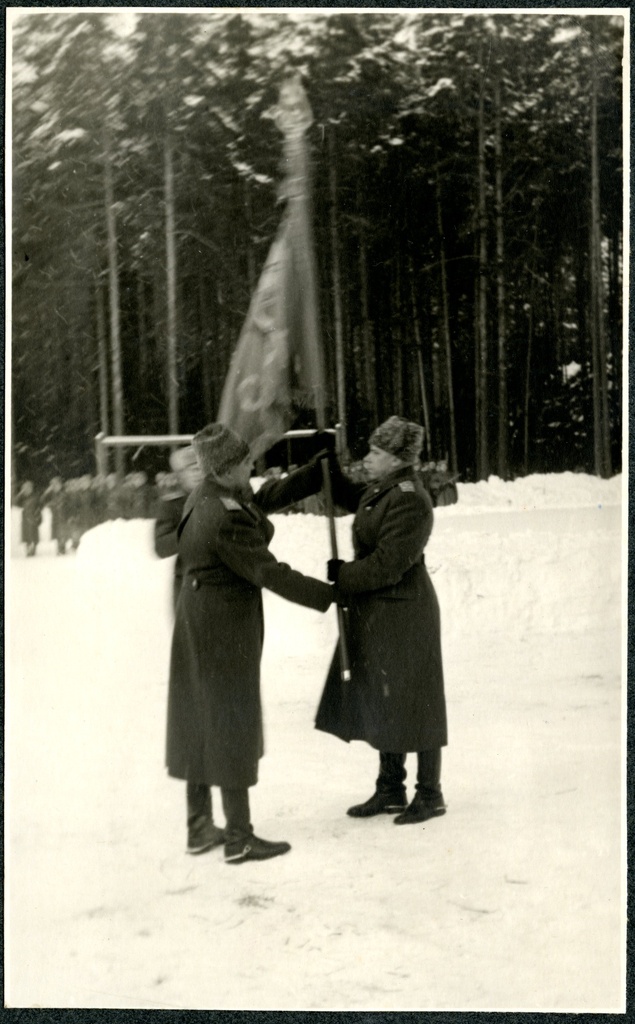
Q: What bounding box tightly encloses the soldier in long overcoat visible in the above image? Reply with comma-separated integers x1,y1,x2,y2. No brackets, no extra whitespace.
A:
167,423,333,865
318,416,448,826
19,482,42,556
44,477,68,554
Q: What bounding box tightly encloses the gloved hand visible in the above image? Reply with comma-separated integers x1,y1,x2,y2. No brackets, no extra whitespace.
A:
333,585,349,608
327,558,344,583
311,429,337,464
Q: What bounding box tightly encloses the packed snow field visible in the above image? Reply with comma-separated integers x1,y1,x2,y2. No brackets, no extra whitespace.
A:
6,472,624,1010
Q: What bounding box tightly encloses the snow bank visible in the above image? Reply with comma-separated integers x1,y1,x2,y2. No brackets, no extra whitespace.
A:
64,472,622,647
10,469,622,643
450,471,622,512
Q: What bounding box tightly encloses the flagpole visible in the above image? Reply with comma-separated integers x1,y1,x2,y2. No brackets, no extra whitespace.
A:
275,77,351,685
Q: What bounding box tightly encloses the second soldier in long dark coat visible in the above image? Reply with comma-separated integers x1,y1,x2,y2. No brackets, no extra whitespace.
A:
167,423,333,865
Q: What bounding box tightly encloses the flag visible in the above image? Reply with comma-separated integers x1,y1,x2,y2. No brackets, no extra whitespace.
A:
217,204,325,459
217,81,325,459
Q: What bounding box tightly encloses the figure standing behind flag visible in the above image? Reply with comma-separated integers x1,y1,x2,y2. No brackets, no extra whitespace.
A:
166,423,334,864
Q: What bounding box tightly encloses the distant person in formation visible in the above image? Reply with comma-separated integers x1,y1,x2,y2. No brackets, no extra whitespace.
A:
64,479,83,551
154,446,202,614
44,476,68,555
18,481,42,557
418,458,460,508
317,416,448,826
166,423,333,865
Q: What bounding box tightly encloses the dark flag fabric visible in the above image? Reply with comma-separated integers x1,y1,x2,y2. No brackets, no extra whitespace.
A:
217,199,325,460
218,77,325,459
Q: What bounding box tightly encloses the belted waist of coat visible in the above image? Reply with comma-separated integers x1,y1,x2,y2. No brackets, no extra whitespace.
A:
183,567,249,589
404,553,426,570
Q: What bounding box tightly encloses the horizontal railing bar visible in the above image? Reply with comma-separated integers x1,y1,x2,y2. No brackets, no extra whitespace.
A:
95,428,334,447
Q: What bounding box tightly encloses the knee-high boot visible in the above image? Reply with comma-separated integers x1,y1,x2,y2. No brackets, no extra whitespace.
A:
186,782,225,855
347,752,408,817
220,786,251,838
394,749,446,826
415,749,443,801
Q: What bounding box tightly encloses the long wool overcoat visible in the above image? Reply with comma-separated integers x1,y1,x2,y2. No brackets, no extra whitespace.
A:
315,464,447,753
20,494,41,546
166,462,332,789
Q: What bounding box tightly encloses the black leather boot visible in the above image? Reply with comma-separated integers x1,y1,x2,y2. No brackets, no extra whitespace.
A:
394,749,446,825
221,787,291,864
224,828,291,864
186,782,225,854
347,752,408,817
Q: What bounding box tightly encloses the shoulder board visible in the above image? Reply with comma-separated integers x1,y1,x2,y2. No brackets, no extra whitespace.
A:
398,480,416,493
220,496,243,511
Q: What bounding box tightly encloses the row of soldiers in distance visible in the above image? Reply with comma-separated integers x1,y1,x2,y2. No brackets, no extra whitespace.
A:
15,471,178,556
15,456,458,557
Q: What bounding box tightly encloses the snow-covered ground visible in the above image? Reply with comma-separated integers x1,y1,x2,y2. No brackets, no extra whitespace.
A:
5,472,625,1010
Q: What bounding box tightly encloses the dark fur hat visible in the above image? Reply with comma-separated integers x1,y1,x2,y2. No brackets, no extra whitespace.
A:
369,416,424,464
192,424,250,478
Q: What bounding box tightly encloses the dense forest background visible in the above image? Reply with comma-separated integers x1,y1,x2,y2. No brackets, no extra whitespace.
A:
11,10,623,484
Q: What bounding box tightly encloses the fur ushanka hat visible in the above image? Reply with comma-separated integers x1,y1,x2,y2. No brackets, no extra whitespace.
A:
369,416,424,465
192,423,250,478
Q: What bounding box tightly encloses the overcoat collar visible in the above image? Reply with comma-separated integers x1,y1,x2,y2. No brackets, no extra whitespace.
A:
202,475,253,504
359,465,417,506
183,475,253,518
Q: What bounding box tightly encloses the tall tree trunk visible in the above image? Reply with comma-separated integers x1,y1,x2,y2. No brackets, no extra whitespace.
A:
608,227,622,457
328,130,347,443
589,22,611,477
575,233,588,366
476,43,489,480
137,273,148,388
431,319,442,416
95,275,110,442
357,188,376,422
474,233,480,476
164,132,179,436
408,260,432,458
394,345,404,417
393,258,404,417
435,172,458,472
552,259,562,367
523,254,536,474
373,285,387,423
103,139,124,477
198,266,214,422
608,226,621,380
494,64,508,479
